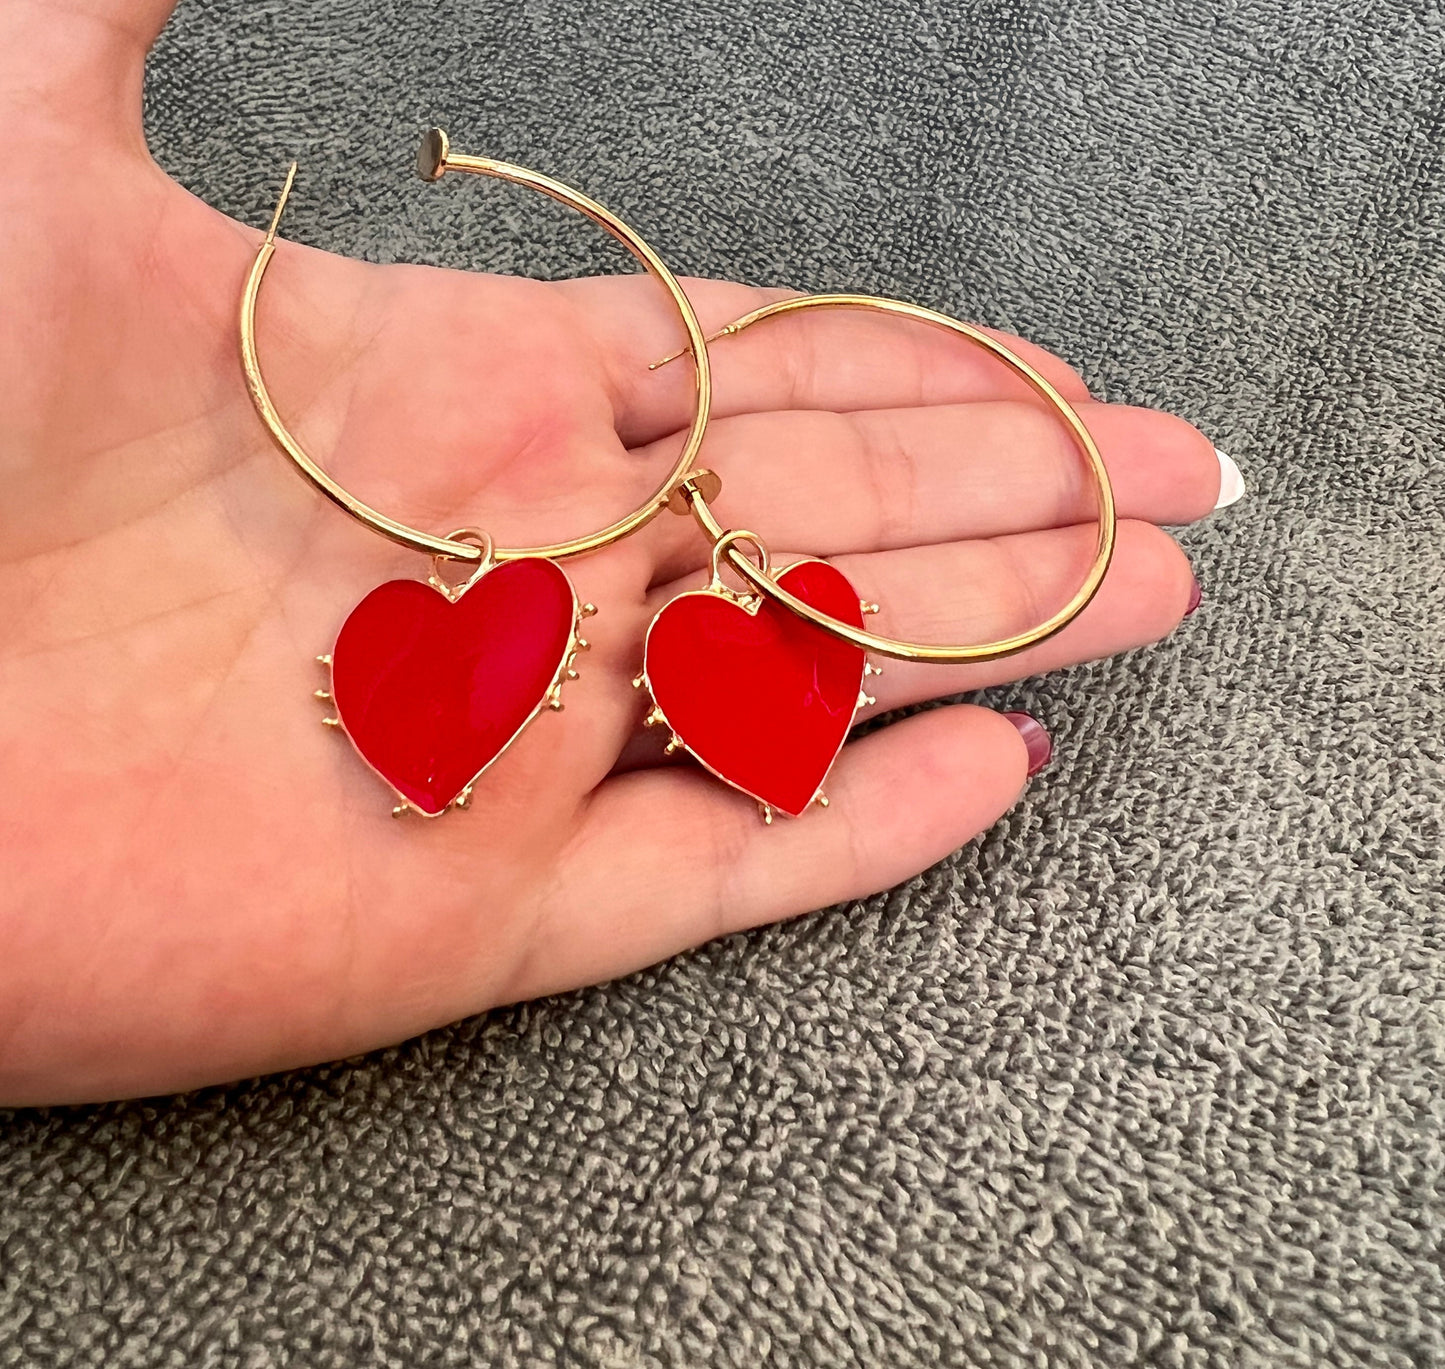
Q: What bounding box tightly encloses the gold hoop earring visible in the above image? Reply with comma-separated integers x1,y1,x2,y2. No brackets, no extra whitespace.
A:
240,129,712,819
639,293,1116,821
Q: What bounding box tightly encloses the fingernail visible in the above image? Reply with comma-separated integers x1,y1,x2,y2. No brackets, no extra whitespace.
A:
1185,577,1202,617
1003,711,1052,777
1214,447,1246,509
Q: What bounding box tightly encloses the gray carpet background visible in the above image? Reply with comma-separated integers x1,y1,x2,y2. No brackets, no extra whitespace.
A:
4,0,1444,1364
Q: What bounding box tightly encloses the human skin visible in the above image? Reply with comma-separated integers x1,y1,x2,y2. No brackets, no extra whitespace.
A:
0,0,1224,1105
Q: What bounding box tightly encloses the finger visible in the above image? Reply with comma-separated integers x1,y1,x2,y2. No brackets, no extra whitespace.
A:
2,0,178,139
554,275,1093,447
829,521,1195,711
522,705,1028,997
639,400,1222,582
848,520,1196,711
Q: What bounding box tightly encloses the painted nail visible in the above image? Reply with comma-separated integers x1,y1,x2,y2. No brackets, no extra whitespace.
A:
1214,447,1246,509
1003,711,1052,777
1185,577,1202,617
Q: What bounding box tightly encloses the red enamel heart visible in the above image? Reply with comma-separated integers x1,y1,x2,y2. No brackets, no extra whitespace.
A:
644,559,867,817
330,558,577,815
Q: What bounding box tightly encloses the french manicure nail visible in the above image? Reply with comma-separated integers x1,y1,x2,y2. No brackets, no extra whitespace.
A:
1003,711,1052,778
1185,577,1202,617
1214,447,1246,509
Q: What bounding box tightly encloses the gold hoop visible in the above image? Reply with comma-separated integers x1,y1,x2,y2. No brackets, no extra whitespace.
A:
240,128,713,564
666,294,1116,664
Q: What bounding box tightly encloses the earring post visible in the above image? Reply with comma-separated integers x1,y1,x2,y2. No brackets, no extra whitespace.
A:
649,323,739,370
265,162,299,244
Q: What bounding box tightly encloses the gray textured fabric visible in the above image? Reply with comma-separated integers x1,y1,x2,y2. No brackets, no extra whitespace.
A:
4,0,1444,1364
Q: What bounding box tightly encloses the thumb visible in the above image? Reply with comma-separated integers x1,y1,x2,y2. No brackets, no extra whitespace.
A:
1,0,180,151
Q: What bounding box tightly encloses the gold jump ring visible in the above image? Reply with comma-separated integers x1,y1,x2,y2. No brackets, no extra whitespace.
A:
708,528,771,586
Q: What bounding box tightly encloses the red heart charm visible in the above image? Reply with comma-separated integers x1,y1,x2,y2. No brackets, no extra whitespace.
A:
329,558,578,816
644,559,867,817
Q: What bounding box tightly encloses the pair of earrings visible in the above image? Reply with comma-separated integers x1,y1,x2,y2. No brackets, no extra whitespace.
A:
242,130,1115,822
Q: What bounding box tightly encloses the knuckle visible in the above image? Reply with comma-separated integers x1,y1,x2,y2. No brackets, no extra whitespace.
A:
851,411,917,549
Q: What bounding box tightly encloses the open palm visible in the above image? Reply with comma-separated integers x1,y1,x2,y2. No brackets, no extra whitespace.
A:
0,0,1222,1104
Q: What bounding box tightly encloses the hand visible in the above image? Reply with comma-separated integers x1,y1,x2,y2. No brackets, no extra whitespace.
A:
0,0,1224,1104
